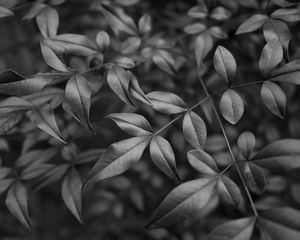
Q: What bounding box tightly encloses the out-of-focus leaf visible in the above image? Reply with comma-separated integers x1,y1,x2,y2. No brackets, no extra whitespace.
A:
251,139,300,170
65,75,94,132
219,89,244,124
138,14,152,34
109,113,153,136
271,59,300,77
40,40,70,72
0,112,24,135
152,50,175,74
218,176,243,209
107,65,133,105
261,81,286,118
121,36,141,54
263,19,291,52
0,167,11,179
61,167,83,223
20,163,54,180
36,7,59,38
5,181,33,231
214,45,237,85
146,177,217,229
195,32,214,66
0,178,14,195
259,40,283,77
271,8,300,22
270,71,300,85
27,104,66,143
74,149,105,164
188,3,208,19
242,162,266,195
238,131,256,160
84,136,151,187
96,31,110,51
207,217,256,240
45,34,98,56
111,56,135,69
235,14,269,34
147,91,187,114
259,207,300,240
184,23,206,34
0,6,13,18
187,149,218,175
150,135,180,181
183,111,207,150
210,7,231,21
22,3,47,20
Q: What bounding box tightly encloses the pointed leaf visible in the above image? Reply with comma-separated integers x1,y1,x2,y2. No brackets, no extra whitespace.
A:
271,8,300,23
146,177,217,229
0,6,13,18
259,40,283,77
65,75,93,131
36,7,59,38
0,179,14,195
238,131,256,160
183,111,207,150
5,181,33,231
242,162,266,195
214,45,237,85
236,14,269,34
150,135,180,181
187,149,218,175
61,167,83,223
109,113,153,136
208,217,256,240
219,89,244,124
84,136,151,187
218,176,243,209
261,81,286,118
195,32,214,66
128,71,151,105
147,91,187,114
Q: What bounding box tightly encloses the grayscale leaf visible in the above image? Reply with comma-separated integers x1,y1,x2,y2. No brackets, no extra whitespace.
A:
219,89,244,124
187,149,218,175
183,111,207,150
271,8,300,23
36,7,59,38
242,162,266,195
261,81,286,118
147,91,187,114
236,14,269,34
195,32,214,67
0,6,13,18
109,113,153,136
138,14,152,35
238,131,256,160
96,31,110,52
218,176,243,209
121,37,141,54
150,135,180,181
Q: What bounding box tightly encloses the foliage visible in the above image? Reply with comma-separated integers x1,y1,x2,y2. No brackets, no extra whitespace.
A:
0,0,300,239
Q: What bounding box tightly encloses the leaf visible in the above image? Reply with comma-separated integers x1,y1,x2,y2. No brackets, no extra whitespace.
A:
111,56,135,69
146,177,217,229
270,71,300,85
195,32,214,66
0,6,13,18
36,7,59,38
184,23,206,34
210,7,231,21
22,3,47,20
40,40,70,72
147,91,187,114
263,19,291,52
0,69,60,96
261,81,286,118
109,113,153,136
0,112,24,135
65,75,94,132
121,36,141,54
236,14,269,34
128,71,151,105
150,135,180,181
237,131,256,160
107,65,133,105
74,149,105,164
20,163,54,180
27,104,66,143
61,167,83,223
207,217,256,240
219,89,244,124
218,176,243,209
5,181,33,231
251,139,300,170
183,111,207,150
188,4,208,19
96,31,110,51
214,46,237,85
84,136,151,187
0,179,14,195
271,59,300,77
259,40,283,77
187,149,218,175
97,4,137,36
138,14,152,34
259,207,300,240
44,34,98,56
271,8,300,23
152,49,175,75
241,162,266,195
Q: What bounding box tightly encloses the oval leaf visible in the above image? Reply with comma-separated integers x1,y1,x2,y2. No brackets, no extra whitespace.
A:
218,176,243,209
36,7,59,38
236,14,269,34
187,149,218,175
238,131,256,160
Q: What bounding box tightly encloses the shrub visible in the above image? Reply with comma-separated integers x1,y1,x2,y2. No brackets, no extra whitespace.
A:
0,0,300,239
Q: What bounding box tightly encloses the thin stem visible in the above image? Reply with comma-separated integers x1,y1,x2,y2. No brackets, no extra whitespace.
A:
197,70,258,216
